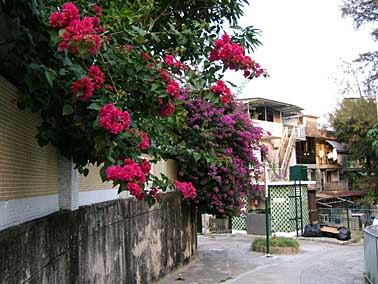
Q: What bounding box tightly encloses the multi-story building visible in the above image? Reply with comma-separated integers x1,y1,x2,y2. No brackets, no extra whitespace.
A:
240,97,357,195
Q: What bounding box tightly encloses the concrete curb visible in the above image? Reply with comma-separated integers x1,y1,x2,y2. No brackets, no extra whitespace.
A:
252,245,299,255
297,236,362,245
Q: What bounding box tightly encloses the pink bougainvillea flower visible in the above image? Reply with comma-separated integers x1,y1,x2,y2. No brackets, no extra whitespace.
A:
123,45,134,52
99,103,130,134
160,70,171,83
105,84,113,91
149,187,161,203
71,77,95,101
62,2,80,22
54,10,104,56
210,80,233,106
141,159,152,174
49,12,67,29
159,100,175,117
49,2,80,29
105,159,146,184
128,182,141,197
164,54,175,65
166,81,180,99
209,34,264,78
88,65,104,89
93,4,103,17
139,132,150,150
142,52,151,61
175,180,197,199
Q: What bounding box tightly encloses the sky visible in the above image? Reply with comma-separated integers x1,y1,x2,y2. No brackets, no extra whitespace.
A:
226,0,376,124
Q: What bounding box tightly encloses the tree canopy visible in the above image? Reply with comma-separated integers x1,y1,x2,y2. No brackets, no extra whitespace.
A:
341,0,378,98
330,98,378,174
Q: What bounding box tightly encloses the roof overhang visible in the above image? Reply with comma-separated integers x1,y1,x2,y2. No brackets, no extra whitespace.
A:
326,140,348,153
239,97,303,118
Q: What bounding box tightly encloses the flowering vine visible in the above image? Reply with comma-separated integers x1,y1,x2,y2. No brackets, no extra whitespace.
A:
209,34,265,78
1,1,266,212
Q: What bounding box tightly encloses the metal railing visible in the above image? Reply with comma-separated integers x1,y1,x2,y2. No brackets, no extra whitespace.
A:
208,217,232,234
317,208,376,231
323,180,349,191
364,225,378,284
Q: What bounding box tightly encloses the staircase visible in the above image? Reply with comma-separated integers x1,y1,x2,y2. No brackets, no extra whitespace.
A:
275,127,296,178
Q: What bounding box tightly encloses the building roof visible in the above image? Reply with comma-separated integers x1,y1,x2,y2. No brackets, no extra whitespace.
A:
326,140,348,154
239,97,303,117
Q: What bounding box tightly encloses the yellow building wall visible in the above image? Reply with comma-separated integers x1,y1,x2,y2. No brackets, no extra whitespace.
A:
0,76,179,198
79,164,115,192
0,76,60,200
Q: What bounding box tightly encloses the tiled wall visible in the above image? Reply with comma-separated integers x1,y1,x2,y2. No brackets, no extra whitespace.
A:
0,76,60,200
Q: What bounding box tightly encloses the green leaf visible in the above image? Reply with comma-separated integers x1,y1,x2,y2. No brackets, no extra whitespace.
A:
87,102,101,111
131,25,147,36
57,67,66,75
100,166,106,182
151,83,159,91
193,152,201,162
29,63,41,70
44,69,55,87
58,29,65,37
119,131,131,139
118,183,127,194
62,104,74,115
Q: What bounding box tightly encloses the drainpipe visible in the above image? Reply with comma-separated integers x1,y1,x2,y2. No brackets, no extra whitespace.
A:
264,106,267,121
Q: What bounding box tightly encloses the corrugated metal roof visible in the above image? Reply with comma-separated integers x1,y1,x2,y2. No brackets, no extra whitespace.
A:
239,97,303,117
326,140,348,153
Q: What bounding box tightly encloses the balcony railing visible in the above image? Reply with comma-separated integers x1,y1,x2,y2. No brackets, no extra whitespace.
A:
251,119,283,138
323,180,349,191
286,125,306,140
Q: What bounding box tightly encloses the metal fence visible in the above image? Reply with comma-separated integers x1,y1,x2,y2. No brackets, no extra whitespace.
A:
364,225,378,284
317,208,376,231
208,217,232,233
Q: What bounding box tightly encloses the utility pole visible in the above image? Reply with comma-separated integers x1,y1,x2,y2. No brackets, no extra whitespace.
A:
264,162,270,256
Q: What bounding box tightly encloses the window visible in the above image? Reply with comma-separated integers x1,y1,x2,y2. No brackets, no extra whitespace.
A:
296,137,316,164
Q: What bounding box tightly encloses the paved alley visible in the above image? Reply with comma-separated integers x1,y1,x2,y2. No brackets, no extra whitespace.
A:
156,234,364,284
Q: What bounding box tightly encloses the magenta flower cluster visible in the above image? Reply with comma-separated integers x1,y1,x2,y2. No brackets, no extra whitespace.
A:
178,96,265,216
99,103,130,134
209,34,264,78
49,2,105,56
105,158,150,200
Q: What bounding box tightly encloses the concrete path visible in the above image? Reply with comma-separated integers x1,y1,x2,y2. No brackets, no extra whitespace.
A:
156,234,364,284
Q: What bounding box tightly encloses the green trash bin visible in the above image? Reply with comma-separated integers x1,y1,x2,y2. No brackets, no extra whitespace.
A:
289,165,308,181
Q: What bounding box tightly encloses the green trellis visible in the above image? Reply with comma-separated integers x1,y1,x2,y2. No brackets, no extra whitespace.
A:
231,183,311,233
270,183,310,233
232,216,246,230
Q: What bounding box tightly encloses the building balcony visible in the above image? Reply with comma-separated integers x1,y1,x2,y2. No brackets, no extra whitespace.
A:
252,119,284,139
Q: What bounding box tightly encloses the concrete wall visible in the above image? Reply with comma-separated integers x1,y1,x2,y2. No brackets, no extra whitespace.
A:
0,192,197,284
